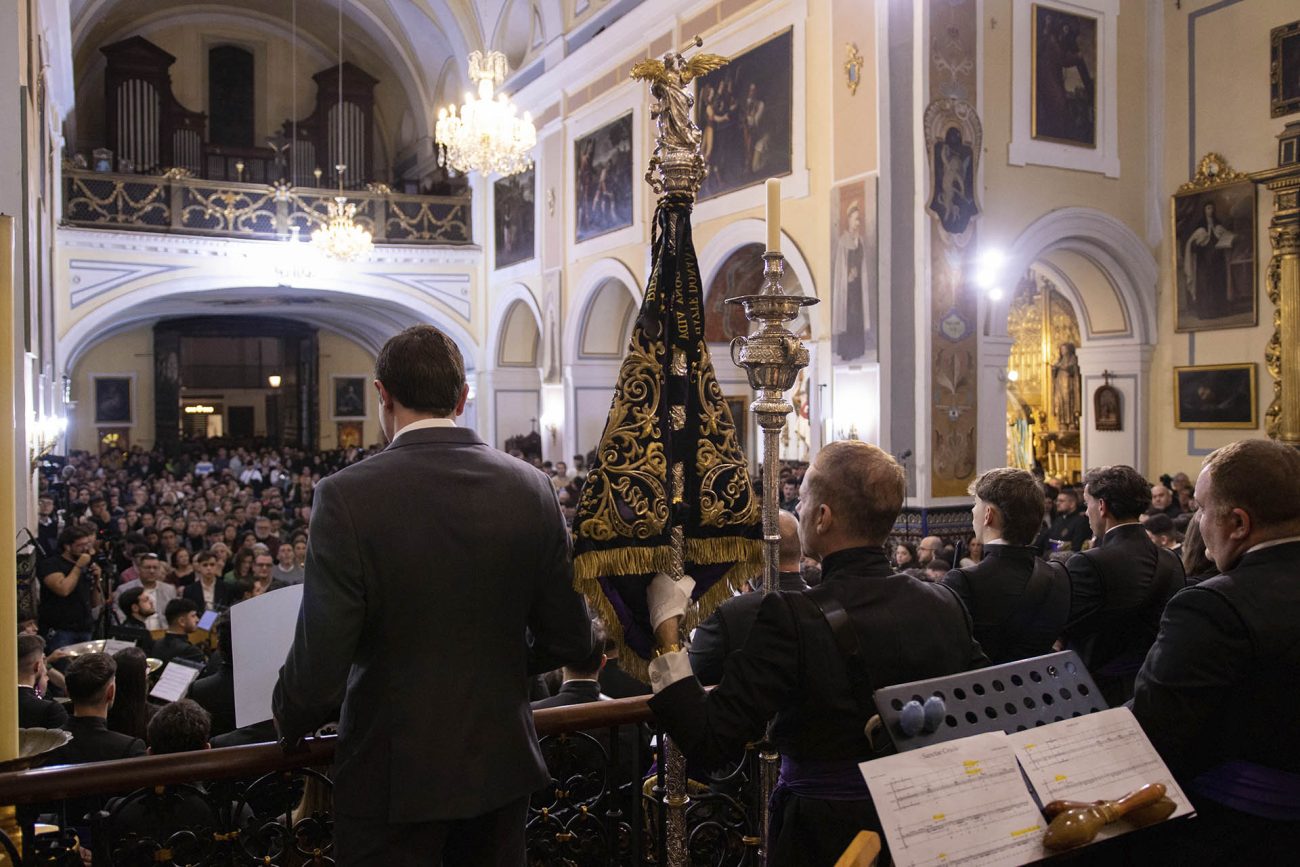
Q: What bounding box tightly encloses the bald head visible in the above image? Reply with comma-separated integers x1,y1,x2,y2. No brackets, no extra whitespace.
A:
918,536,944,565
778,511,801,570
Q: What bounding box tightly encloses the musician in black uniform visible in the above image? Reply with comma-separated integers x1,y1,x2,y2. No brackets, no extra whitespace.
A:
1063,465,1183,705
942,468,1070,664
646,441,988,866
1132,439,1300,860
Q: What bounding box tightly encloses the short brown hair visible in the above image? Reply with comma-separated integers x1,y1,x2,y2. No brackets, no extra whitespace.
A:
65,652,116,705
807,441,905,543
969,468,1044,546
1082,466,1151,521
1202,439,1300,531
18,634,45,666
375,325,465,415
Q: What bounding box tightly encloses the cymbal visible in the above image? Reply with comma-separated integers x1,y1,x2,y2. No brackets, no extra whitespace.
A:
59,639,107,657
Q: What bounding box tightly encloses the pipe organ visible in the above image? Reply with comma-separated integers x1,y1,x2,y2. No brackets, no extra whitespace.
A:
100,36,377,188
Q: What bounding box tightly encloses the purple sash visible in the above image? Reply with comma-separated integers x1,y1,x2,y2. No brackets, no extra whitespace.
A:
768,756,871,852
1192,761,1300,821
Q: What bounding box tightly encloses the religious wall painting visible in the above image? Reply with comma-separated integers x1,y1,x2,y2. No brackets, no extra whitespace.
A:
1031,3,1098,148
541,269,562,383
493,166,535,269
1271,20,1300,118
1172,154,1257,333
1093,375,1121,432
336,421,364,449
1174,364,1257,429
332,375,367,420
924,99,982,237
694,29,793,201
93,376,132,424
703,242,811,344
830,177,878,362
574,112,634,242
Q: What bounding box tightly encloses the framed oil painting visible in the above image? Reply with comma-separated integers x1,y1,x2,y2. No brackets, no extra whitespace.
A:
336,421,364,449
332,375,367,420
1271,20,1300,118
1172,159,1257,333
574,112,634,242
494,167,535,269
93,376,132,424
1031,3,1098,148
694,29,793,201
831,176,878,362
1174,364,1257,429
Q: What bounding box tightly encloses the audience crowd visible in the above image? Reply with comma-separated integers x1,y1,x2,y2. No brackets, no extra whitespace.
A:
16,434,1299,863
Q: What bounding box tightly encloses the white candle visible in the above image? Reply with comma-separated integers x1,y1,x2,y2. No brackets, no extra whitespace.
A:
766,178,781,254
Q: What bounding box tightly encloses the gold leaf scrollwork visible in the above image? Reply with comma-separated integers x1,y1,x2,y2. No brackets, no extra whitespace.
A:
695,348,760,529
574,340,670,543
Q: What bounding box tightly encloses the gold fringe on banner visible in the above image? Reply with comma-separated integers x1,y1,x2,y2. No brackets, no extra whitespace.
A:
573,545,676,584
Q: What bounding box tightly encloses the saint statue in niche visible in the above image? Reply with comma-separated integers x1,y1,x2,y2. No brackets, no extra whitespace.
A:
1052,342,1081,431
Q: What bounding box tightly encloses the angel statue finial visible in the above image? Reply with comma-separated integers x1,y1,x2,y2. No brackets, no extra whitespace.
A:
631,36,728,195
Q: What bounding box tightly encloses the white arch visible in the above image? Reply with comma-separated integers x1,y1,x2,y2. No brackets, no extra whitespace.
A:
487,282,542,368
58,277,482,377
564,257,642,365
996,207,1158,346
696,217,818,301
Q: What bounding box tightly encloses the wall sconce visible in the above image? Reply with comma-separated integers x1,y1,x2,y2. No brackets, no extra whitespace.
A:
267,374,282,388
30,416,67,472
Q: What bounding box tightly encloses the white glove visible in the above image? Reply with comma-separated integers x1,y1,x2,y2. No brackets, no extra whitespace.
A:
648,572,695,633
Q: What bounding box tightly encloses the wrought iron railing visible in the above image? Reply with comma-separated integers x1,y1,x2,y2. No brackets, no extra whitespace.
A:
0,697,762,866
62,169,473,246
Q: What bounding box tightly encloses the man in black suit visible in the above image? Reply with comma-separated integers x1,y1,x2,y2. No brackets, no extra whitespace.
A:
647,441,987,866
1131,440,1300,859
18,635,68,729
274,325,593,866
1063,465,1183,705
111,586,155,654
47,653,147,765
532,620,611,709
690,510,807,686
1038,487,1092,556
182,549,231,611
943,468,1070,664
153,599,205,667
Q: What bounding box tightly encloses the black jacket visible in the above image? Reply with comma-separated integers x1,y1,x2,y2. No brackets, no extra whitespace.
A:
182,578,233,611
1038,510,1092,556
1132,540,1300,781
941,544,1070,664
531,679,607,709
47,716,146,765
18,686,68,729
273,426,593,823
689,571,809,686
109,617,155,654
652,546,988,768
1063,523,1184,701
599,658,651,698
189,665,236,736
153,633,205,667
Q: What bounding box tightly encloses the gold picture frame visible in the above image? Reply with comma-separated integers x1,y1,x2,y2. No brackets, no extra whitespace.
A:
1173,363,1257,430
1030,3,1099,149
1171,154,1258,333
1270,20,1300,119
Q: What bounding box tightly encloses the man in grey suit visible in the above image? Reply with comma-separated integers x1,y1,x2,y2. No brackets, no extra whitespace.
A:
273,325,593,866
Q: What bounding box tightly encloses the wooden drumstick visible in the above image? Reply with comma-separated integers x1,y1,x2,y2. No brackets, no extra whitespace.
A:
1042,783,1167,850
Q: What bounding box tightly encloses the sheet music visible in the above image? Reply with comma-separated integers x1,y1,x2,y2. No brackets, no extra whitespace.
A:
197,610,219,631
1008,707,1193,843
231,584,303,728
149,660,201,702
860,732,1048,866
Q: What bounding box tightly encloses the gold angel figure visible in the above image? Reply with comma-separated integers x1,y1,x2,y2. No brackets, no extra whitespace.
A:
631,38,728,157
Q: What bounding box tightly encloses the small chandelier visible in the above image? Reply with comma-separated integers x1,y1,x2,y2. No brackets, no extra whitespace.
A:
436,51,536,177
311,163,373,262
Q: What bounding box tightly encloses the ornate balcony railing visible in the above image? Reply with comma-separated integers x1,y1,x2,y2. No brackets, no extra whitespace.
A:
0,696,762,866
62,168,473,246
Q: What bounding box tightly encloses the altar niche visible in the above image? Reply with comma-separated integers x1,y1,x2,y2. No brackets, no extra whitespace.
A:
1005,271,1083,484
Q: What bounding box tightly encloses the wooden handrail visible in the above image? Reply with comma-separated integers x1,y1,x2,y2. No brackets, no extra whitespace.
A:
0,695,654,805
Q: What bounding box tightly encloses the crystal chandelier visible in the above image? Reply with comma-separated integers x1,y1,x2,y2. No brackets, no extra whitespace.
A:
436,51,536,177
311,164,374,262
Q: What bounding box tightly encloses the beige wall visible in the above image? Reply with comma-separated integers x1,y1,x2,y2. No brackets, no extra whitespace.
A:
318,330,380,448
1148,0,1295,477
70,325,155,452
